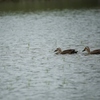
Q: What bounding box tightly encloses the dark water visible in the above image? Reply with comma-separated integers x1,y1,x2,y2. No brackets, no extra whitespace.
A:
0,1,100,100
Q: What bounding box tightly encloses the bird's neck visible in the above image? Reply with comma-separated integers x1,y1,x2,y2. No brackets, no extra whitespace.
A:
58,49,62,54
86,48,91,54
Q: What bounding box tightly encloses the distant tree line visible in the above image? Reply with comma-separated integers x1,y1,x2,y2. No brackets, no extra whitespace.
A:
0,0,100,4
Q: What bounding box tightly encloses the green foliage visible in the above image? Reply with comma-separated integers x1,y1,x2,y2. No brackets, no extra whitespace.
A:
0,0,99,12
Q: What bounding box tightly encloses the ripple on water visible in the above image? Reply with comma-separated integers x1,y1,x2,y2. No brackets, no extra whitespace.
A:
0,9,100,100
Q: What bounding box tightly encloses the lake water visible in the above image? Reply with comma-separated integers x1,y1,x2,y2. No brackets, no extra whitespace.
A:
0,9,100,100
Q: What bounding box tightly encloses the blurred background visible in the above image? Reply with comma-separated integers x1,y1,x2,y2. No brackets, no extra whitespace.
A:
0,0,100,12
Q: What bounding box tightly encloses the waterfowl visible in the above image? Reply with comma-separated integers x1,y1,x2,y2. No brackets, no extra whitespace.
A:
82,46,100,54
54,48,78,54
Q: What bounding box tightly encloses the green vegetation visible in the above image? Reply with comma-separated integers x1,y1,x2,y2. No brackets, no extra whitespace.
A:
0,0,100,12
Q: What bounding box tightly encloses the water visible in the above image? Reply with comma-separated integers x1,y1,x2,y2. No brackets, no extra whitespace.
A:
0,9,100,100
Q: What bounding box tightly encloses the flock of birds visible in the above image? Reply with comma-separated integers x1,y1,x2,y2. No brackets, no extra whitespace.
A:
54,46,100,55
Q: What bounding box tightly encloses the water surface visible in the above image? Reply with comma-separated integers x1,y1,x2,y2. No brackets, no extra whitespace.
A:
0,9,100,100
